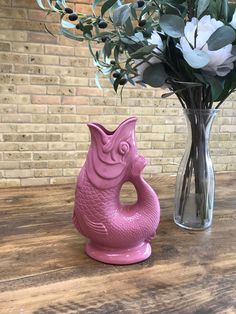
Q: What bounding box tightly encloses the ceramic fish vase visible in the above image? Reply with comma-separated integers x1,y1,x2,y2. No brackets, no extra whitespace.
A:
73,117,160,265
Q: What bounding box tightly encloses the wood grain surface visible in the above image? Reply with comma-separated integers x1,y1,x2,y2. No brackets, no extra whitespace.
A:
0,173,236,314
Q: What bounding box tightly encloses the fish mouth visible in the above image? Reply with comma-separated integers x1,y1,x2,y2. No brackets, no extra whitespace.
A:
131,155,147,177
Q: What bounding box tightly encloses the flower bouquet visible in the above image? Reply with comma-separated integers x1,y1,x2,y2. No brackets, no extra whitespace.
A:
36,0,236,230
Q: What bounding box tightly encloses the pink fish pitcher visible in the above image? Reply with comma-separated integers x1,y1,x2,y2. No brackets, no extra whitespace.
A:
73,117,160,264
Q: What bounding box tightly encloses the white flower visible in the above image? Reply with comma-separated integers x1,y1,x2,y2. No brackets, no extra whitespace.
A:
148,30,164,50
230,9,236,28
178,15,236,76
133,31,163,83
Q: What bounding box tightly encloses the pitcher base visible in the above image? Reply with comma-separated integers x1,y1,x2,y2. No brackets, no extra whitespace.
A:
85,242,151,265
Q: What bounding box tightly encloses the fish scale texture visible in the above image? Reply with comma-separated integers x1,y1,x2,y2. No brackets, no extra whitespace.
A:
73,168,160,249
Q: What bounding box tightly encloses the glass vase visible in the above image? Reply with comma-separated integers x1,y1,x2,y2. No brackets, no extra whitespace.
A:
174,109,219,230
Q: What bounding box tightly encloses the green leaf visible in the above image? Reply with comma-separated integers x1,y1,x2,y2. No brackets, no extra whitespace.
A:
203,75,224,101
55,0,66,10
207,0,217,18
125,58,138,75
101,0,119,16
113,77,120,92
229,4,235,19
207,26,236,51
93,0,103,10
169,79,203,87
93,31,111,40
55,3,62,10
232,46,236,57
36,0,46,10
215,0,222,16
220,0,228,21
215,75,232,102
132,32,144,42
230,71,236,89
139,5,152,20
124,17,134,36
60,27,84,41
88,41,97,59
83,31,92,39
130,44,157,58
143,63,168,87
46,0,61,11
57,0,67,6
159,14,184,38
166,0,187,17
197,0,210,18
120,37,135,45
130,5,137,20
114,45,120,63
183,49,210,69
161,91,176,98
165,2,182,16
193,73,207,84
78,21,85,31
128,77,135,86
61,20,75,28
95,71,102,89
84,25,93,32
113,4,131,26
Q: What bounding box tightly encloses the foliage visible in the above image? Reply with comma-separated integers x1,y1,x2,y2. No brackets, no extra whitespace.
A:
36,0,236,109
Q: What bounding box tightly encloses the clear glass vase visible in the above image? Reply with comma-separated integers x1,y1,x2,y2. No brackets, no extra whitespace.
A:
174,109,219,230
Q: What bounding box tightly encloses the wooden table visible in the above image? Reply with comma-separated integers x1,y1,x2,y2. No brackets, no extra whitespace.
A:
0,173,236,314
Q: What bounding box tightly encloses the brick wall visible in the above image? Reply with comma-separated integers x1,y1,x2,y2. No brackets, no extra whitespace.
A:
0,0,235,187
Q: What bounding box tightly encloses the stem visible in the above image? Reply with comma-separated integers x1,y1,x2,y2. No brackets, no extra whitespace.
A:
215,88,235,109
175,109,216,228
176,94,186,109
193,118,210,225
178,146,193,221
151,50,181,79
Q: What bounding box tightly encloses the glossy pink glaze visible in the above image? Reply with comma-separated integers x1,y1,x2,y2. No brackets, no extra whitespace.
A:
73,117,160,264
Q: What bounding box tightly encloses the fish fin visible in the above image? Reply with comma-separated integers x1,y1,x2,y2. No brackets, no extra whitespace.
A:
84,215,108,235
